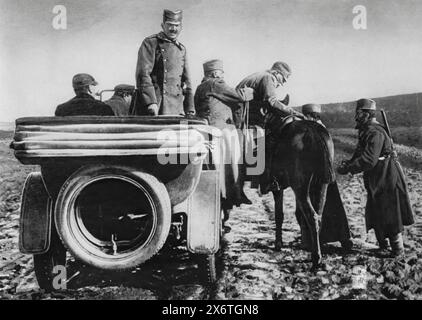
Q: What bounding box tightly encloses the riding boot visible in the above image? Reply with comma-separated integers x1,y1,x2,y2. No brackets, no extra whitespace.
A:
390,233,405,257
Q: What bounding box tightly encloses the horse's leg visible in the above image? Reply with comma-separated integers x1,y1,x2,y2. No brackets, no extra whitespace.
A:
273,189,284,251
295,178,322,269
295,198,311,250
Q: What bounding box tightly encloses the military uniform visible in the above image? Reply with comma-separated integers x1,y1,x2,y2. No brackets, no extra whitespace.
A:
194,59,253,207
195,78,248,129
105,95,130,116
55,92,114,116
105,84,135,116
236,65,294,194
134,32,194,115
346,121,414,240
236,69,292,128
295,103,352,248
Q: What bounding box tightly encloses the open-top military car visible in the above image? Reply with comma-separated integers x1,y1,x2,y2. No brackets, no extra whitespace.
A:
10,116,224,291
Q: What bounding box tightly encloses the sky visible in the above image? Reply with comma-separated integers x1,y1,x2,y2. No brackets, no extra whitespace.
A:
1,0,422,121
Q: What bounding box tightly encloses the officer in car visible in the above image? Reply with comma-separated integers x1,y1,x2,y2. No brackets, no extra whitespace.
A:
105,84,135,116
134,9,194,116
55,73,114,116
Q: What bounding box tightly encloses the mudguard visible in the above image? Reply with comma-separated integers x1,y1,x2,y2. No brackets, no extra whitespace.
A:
19,172,52,254
186,169,221,255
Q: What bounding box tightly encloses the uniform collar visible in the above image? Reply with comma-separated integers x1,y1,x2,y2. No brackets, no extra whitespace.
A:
157,32,183,49
75,92,95,100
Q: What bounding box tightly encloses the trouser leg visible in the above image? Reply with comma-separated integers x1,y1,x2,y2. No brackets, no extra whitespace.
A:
375,229,389,250
390,233,405,257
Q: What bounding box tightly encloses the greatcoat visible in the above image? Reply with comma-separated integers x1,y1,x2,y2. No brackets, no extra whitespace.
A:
134,32,194,115
55,92,114,116
347,121,414,238
194,77,249,207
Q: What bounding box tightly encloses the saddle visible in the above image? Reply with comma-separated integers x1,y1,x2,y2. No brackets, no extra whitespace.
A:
265,113,303,138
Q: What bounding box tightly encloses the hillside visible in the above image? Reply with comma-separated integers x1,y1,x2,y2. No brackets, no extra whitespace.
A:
317,92,422,128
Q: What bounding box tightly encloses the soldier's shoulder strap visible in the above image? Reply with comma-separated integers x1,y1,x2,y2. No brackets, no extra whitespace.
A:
143,34,160,46
145,33,159,40
372,123,390,139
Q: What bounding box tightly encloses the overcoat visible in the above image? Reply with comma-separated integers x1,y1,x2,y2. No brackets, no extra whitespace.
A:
135,32,194,115
194,78,245,129
55,92,114,116
105,95,130,116
194,77,248,207
347,121,414,238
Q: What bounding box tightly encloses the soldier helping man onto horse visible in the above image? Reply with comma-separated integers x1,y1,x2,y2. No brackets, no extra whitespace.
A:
337,99,414,257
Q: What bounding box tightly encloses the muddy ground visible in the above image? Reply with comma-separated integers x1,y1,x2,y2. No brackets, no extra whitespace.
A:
1,130,422,300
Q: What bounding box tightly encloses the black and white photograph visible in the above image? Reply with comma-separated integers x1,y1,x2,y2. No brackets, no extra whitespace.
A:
0,0,421,303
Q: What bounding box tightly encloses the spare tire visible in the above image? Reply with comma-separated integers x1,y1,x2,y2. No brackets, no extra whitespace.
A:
54,165,171,270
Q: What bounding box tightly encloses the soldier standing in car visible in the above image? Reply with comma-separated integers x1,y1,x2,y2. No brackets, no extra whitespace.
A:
194,59,254,207
134,9,194,116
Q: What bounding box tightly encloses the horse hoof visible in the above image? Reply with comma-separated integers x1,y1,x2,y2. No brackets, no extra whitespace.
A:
275,241,283,251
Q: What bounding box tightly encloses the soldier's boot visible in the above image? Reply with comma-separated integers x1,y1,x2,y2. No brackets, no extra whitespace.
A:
390,233,405,257
375,230,389,250
340,239,354,252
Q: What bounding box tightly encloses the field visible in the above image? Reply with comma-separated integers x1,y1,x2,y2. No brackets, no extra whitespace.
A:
0,127,421,300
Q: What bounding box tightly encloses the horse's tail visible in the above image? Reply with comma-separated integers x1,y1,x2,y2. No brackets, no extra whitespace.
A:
303,123,336,184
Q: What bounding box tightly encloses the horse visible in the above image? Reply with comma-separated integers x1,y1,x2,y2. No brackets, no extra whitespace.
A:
263,117,336,269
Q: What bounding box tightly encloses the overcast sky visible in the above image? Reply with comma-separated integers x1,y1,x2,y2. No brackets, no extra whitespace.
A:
1,0,422,121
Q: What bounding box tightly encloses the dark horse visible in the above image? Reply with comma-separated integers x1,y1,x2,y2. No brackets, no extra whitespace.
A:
265,117,336,269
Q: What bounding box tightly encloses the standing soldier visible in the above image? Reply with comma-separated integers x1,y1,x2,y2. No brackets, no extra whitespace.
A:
300,103,353,251
337,98,414,257
134,9,194,116
302,103,324,125
105,84,135,116
194,59,254,206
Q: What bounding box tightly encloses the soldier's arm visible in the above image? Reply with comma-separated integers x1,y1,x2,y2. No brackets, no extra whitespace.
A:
135,39,158,106
211,80,251,112
261,75,295,116
181,51,195,114
347,130,385,174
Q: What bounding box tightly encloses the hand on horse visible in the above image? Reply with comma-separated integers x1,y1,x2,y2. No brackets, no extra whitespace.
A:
292,110,305,119
240,87,255,102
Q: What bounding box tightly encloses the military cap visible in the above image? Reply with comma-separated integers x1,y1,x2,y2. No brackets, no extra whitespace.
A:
163,9,183,24
356,98,376,111
72,73,98,89
302,103,322,114
203,59,224,74
271,61,291,78
114,84,135,93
